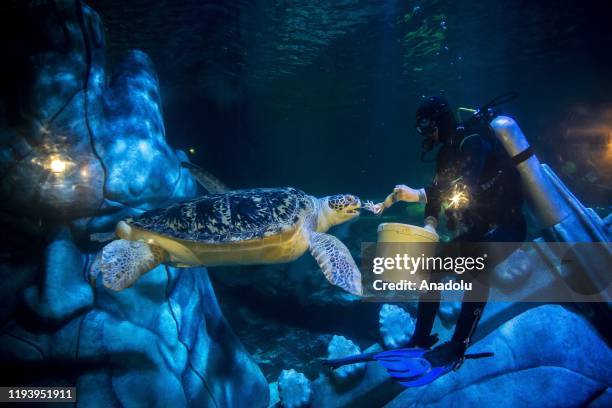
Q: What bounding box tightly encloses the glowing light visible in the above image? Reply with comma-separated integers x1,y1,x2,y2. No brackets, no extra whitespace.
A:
447,184,469,209
49,158,67,173
188,147,196,155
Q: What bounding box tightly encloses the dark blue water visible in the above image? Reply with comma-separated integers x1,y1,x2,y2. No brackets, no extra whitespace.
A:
93,0,612,209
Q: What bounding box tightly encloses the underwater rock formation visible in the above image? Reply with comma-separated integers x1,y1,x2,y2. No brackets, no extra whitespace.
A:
0,1,268,406
1,235,268,407
0,0,197,233
277,369,313,408
310,305,611,407
492,248,533,290
386,305,612,408
327,335,366,383
379,304,416,349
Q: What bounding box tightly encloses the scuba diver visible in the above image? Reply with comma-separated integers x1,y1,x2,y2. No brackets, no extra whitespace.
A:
343,95,527,385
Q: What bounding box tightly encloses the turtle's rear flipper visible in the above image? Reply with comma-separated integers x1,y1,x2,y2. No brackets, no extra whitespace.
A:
91,240,168,291
181,161,228,194
309,232,363,296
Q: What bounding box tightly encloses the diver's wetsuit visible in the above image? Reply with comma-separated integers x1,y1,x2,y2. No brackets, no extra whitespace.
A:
412,123,526,350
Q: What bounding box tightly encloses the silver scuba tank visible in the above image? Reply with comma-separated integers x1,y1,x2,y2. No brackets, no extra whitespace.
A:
490,116,569,229
490,116,610,305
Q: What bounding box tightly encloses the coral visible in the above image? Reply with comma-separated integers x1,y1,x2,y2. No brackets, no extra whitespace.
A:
379,304,416,348
278,369,312,408
327,335,366,383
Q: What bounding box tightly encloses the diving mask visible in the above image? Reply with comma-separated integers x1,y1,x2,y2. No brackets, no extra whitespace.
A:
416,117,438,161
415,116,437,137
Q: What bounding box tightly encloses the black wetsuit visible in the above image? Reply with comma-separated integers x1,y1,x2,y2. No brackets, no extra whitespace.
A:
413,123,526,347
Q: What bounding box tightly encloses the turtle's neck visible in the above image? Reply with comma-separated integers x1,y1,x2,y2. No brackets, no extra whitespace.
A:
314,197,334,233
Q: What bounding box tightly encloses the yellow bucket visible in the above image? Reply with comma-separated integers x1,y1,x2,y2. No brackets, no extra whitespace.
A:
376,223,439,286
377,223,439,244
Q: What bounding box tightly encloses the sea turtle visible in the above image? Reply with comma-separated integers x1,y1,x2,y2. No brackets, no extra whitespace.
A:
90,164,363,295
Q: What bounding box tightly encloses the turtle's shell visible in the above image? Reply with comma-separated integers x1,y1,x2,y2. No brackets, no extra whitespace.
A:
125,187,314,243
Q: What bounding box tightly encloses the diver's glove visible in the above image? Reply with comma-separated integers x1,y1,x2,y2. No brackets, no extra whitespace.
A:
363,200,385,215
394,185,427,203
363,186,427,216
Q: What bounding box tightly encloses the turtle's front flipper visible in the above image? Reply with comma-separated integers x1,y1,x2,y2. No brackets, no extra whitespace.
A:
90,240,168,291
308,232,363,296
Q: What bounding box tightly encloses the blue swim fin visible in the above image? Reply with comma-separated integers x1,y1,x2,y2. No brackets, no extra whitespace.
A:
323,347,493,388
322,351,379,369
372,348,432,382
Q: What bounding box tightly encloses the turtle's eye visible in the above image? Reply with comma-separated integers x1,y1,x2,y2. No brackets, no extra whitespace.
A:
327,195,344,211
328,195,360,214
345,195,360,206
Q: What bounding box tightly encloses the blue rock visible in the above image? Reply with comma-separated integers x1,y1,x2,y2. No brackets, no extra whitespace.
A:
278,369,312,408
327,335,366,383
0,2,268,407
493,248,533,291
386,305,612,408
379,304,415,348
0,0,197,227
24,228,94,325
3,263,269,407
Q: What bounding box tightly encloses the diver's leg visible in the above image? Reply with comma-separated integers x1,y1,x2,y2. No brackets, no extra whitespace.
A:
451,222,525,348
407,272,442,348
451,290,489,344
407,300,440,348
424,273,489,367
424,230,489,364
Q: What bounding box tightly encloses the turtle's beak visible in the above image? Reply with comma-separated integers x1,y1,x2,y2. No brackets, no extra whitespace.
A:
346,196,361,215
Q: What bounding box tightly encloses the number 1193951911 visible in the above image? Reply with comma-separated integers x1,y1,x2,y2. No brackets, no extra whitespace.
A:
1,387,76,403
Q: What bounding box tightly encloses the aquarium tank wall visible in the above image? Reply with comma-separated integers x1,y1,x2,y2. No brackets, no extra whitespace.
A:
0,1,610,407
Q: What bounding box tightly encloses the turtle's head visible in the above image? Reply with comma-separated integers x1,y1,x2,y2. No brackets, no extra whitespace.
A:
317,194,361,231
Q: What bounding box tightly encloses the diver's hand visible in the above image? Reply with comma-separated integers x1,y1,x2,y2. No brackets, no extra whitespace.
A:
423,224,439,240
364,200,385,216
393,185,421,203
424,216,439,240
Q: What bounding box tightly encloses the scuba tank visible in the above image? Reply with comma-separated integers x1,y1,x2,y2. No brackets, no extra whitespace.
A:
455,96,611,339
457,92,569,229
487,102,611,318
490,116,568,228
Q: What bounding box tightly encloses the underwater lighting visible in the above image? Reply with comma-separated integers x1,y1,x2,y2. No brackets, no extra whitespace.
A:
43,154,75,176
49,158,67,173
448,184,469,209
188,147,196,155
